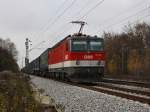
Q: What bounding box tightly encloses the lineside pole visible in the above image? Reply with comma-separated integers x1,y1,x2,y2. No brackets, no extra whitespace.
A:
25,38,31,66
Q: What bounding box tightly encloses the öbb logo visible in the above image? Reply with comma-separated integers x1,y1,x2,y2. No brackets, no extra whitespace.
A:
84,55,93,59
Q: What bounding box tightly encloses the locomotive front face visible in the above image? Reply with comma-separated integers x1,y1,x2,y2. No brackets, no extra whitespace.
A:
65,36,105,67
64,36,105,82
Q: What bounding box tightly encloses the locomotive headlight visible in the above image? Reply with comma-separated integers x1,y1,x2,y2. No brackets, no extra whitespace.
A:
76,60,80,65
97,61,105,66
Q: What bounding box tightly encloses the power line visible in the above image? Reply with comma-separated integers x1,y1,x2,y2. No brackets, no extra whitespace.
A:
72,0,92,18
113,13,150,32
32,0,70,39
97,0,148,27
96,6,150,34
43,0,77,33
106,7,149,28
95,0,150,34
78,0,105,20
40,0,70,32
38,0,69,32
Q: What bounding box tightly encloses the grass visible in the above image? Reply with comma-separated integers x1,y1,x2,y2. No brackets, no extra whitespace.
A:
0,71,43,112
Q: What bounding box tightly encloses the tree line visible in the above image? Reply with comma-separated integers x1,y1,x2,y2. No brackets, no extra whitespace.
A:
104,22,150,80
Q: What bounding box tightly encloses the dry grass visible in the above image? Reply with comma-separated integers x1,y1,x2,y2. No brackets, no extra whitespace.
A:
0,71,43,112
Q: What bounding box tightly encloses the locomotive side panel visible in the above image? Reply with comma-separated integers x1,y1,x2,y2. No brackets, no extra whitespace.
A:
48,39,68,70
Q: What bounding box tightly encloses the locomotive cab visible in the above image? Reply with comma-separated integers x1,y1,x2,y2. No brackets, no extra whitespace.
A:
64,35,105,82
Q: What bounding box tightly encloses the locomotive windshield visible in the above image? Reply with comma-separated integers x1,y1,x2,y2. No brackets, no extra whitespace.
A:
89,40,103,51
72,40,87,51
71,38,104,52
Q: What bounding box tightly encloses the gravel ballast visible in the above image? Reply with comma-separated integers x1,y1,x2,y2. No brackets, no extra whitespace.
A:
30,76,150,112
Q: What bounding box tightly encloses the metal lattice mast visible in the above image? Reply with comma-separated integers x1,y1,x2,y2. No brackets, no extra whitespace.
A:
25,38,31,66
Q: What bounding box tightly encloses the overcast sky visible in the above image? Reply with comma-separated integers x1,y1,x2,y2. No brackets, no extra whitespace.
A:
0,0,149,67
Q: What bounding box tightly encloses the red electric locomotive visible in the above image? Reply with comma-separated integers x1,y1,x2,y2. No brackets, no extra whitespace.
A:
48,33,105,82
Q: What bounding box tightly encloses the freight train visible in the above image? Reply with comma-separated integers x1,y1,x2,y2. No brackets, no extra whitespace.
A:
22,33,105,82
23,20,105,82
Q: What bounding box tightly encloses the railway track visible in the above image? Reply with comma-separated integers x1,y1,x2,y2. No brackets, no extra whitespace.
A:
97,82,150,96
82,84,150,105
61,80,150,105
102,78,150,88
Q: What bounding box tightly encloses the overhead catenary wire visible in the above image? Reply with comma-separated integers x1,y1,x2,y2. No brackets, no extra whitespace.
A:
78,0,105,20
109,13,150,33
96,6,150,34
105,7,150,28
94,0,150,34
92,0,150,35
97,0,148,27
37,0,70,33
72,0,93,18
43,0,77,33
31,0,69,38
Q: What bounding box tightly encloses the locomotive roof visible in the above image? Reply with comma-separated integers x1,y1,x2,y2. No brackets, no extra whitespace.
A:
51,34,102,49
